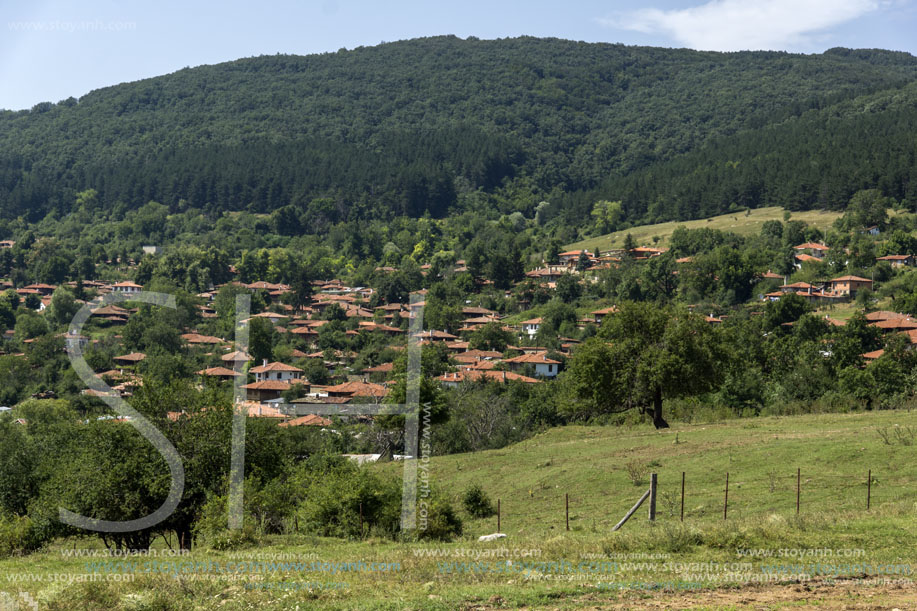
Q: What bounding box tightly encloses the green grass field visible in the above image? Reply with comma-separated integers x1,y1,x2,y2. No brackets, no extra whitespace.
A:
3,410,916,609
566,207,844,251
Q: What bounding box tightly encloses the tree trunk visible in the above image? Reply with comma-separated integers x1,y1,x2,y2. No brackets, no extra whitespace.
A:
177,526,193,551
652,387,669,429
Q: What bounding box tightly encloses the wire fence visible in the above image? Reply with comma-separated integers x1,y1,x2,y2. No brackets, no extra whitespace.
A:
475,467,912,533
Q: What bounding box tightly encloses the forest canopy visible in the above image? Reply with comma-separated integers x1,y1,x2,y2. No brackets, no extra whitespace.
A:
1,36,917,228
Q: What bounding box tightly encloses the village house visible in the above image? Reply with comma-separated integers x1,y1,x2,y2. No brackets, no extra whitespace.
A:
525,266,569,282
181,332,224,346
278,414,332,428
436,369,540,388
453,349,503,366
461,306,498,319
520,317,542,338
557,250,590,265
58,331,89,351
241,380,291,403
113,352,146,368
221,350,252,365
323,380,389,402
503,352,561,377
250,360,304,383
780,282,818,295
240,401,289,420
591,306,617,325
245,311,290,325
90,304,132,325
197,366,242,381
24,283,56,296
793,242,830,258
876,254,914,267
111,281,142,294
630,247,667,260
413,329,459,342
828,275,873,296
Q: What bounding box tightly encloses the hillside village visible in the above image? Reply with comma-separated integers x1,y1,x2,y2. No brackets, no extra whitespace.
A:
3,199,917,433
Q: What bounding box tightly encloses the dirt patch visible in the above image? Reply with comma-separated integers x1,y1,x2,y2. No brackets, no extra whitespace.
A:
584,578,917,610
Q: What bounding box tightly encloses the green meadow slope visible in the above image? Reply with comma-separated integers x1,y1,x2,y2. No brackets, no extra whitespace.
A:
566,206,843,251
3,410,915,609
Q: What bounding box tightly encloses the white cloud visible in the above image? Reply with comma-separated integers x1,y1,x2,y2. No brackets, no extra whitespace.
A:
601,0,884,51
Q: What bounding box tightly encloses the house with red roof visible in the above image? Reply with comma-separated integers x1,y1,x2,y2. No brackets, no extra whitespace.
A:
503,351,561,377
828,275,872,296
250,361,304,383
111,281,142,294
436,369,540,388
876,254,914,267
793,242,830,258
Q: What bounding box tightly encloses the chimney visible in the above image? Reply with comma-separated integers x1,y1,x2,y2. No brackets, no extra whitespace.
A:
263,359,268,367
502,371,506,381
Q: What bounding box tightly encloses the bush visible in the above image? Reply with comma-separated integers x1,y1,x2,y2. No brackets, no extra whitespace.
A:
0,515,43,557
419,498,463,541
193,490,261,550
295,462,402,540
462,484,495,518
206,526,260,551
624,459,648,486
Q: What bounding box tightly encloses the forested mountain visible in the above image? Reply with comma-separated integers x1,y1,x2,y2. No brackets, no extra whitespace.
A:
1,36,916,226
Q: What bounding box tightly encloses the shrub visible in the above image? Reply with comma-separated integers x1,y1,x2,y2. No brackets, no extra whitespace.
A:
419,498,463,541
624,459,648,486
462,484,495,518
0,515,43,557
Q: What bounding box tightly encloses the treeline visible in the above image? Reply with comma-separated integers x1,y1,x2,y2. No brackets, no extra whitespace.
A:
0,386,464,556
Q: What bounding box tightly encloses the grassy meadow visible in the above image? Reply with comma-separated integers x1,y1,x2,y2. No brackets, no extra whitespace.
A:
2,410,916,609
566,207,844,252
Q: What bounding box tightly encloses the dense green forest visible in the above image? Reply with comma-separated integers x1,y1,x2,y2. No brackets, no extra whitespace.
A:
1,37,917,226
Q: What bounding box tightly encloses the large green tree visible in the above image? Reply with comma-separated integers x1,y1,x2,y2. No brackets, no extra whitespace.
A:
563,302,722,428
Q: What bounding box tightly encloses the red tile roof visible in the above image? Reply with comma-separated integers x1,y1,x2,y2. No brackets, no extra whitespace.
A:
324,381,389,397
250,362,304,374
504,352,561,365
278,414,332,427
197,367,241,377
181,333,224,344
437,370,540,384
242,380,293,391
113,352,146,363
831,275,872,283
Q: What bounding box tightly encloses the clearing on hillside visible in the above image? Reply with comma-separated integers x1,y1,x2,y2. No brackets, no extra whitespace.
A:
566,206,842,252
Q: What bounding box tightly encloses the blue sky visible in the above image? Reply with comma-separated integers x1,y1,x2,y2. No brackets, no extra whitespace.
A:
1,0,915,110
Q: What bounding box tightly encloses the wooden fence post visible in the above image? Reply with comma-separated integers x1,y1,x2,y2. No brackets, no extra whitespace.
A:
497,499,501,532
648,473,657,521
565,493,570,531
867,470,871,510
796,468,800,514
612,488,651,531
680,471,685,522
723,472,729,520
